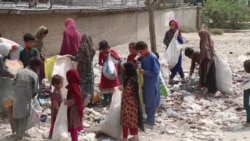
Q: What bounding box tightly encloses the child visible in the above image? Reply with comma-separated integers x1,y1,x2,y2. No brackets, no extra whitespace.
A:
243,60,250,126
20,33,40,68
64,69,83,141
120,62,144,141
135,41,160,129
98,40,120,106
13,57,41,140
49,75,63,139
184,47,201,77
127,42,137,65
163,20,184,83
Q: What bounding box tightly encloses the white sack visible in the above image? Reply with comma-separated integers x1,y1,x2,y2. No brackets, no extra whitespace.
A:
103,54,117,80
0,38,20,60
164,30,182,69
26,96,42,130
100,87,122,139
214,52,233,94
52,55,73,141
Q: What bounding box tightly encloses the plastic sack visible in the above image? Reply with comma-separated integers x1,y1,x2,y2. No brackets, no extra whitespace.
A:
100,87,122,139
26,96,42,130
51,55,72,141
103,54,117,80
0,38,21,60
45,56,57,82
0,77,14,113
213,51,233,94
164,30,182,69
160,72,168,96
137,70,144,105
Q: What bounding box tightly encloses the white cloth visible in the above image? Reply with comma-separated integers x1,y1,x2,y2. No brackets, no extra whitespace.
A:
0,42,12,57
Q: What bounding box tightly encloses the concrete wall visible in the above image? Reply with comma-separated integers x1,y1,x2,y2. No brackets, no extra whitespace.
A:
0,7,197,56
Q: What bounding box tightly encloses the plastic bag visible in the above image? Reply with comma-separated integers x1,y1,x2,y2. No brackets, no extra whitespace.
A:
100,87,122,139
164,30,182,69
26,96,42,130
213,51,233,94
160,72,168,96
103,54,117,80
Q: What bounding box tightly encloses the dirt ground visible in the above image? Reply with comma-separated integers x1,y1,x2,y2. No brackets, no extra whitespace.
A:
1,32,250,141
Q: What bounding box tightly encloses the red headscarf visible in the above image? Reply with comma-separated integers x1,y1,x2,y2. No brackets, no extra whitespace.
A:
59,18,81,56
66,69,83,120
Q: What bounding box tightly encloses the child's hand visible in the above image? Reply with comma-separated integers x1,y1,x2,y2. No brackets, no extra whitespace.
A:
64,99,68,105
66,54,73,59
139,68,145,75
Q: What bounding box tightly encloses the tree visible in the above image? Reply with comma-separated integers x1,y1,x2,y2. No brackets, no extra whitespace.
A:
145,0,164,53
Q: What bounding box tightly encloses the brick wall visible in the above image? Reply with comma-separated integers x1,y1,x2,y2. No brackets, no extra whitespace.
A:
0,7,197,56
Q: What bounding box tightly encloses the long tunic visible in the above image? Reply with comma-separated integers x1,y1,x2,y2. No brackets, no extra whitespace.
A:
141,52,160,107
51,89,62,125
19,48,40,68
121,80,138,128
13,68,39,119
99,49,120,89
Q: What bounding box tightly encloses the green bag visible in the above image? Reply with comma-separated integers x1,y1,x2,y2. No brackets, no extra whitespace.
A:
160,82,168,96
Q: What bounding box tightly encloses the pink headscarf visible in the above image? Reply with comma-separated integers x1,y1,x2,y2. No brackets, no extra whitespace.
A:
169,19,179,33
59,18,81,56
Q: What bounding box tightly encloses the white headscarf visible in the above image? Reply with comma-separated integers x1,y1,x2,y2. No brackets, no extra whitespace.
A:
0,42,12,57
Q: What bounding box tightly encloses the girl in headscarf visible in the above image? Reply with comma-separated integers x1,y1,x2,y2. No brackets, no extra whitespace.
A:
0,42,18,78
64,69,83,141
120,62,144,141
34,26,48,81
71,33,96,101
163,20,184,84
59,18,81,56
199,29,217,94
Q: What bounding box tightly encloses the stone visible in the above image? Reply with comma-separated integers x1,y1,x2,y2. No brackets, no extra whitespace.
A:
229,124,244,131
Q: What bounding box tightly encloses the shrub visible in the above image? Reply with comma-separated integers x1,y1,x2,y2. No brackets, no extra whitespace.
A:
209,28,224,35
179,26,197,33
202,0,250,29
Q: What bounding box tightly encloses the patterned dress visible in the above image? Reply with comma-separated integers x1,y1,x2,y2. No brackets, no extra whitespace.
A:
49,89,62,138
121,80,138,128
50,89,62,125
67,99,83,132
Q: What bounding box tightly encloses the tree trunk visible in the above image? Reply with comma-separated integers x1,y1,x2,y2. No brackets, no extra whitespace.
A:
145,0,163,53
147,6,157,52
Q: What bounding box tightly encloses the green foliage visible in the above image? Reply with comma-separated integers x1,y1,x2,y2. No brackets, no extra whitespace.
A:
179,26,197,33
202,0,250,29
209,28,224,35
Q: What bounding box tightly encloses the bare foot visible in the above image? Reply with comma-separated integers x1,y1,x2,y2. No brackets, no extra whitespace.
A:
128,135,139,141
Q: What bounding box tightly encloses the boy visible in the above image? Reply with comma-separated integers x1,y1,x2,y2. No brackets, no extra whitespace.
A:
13,57,41,140
20,33,40,68
243,60,250,126
135,41,160,129
127,42,137,65
184,47,200,77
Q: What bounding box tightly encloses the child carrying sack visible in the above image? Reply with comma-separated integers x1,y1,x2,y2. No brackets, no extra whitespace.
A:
103,54,117,80
100,87,122,139
164,30,183,69
213,51,233,94
51,55,72,141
